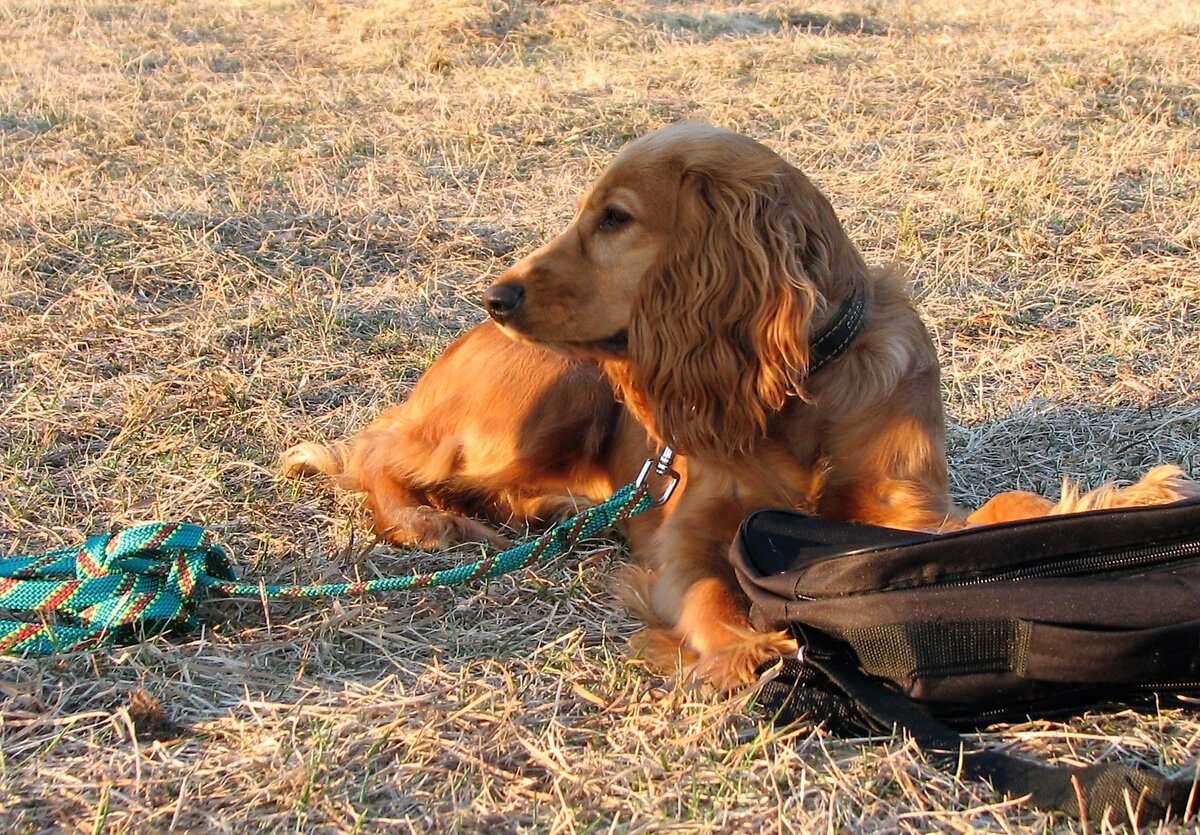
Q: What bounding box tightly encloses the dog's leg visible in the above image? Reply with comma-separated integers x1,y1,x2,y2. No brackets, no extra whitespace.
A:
965,491,1056,526
630,493,795,690
363,475,512,550
282,439,511,549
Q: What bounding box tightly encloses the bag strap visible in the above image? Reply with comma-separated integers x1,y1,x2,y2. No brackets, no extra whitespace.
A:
756,632,1199,825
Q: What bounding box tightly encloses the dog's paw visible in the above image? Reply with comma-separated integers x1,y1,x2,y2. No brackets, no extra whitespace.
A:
628,625,797,691
379,508,513,551
692,629,799,691
281,442,348,478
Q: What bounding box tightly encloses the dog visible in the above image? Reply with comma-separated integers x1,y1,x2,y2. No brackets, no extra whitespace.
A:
286,122,1197,688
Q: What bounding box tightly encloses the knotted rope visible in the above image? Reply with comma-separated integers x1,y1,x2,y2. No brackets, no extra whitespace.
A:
0,481,654,657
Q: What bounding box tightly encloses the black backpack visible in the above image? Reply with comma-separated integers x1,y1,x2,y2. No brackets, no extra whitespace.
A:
731,497,1200,825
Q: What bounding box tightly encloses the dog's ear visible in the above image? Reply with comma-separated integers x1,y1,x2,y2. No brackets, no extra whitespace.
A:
627,167,824,458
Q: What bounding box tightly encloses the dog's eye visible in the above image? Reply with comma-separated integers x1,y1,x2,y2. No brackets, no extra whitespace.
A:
597,206,632,232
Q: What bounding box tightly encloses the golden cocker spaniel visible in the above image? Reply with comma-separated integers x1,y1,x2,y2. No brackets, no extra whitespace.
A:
286,123,1197,688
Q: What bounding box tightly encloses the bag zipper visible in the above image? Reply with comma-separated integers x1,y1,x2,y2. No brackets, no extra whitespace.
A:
945,538,1200,586
795,536,1200,599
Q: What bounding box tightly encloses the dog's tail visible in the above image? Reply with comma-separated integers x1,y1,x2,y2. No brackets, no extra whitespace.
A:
1051,464,1200,515
281,441,352,480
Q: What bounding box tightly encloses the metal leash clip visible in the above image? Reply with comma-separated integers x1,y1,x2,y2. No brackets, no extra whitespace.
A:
635,446,680,506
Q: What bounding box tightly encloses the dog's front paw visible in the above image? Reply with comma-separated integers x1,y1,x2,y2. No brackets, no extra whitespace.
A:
693,629,798,691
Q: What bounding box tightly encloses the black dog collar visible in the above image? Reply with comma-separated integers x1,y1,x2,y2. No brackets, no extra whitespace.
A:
806,290,867,377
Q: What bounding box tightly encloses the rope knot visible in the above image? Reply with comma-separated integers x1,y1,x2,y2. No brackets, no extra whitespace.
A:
71,523,237,631
75,523,233,583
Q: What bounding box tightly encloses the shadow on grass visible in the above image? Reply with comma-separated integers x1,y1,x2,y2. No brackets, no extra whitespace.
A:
646,9,890,41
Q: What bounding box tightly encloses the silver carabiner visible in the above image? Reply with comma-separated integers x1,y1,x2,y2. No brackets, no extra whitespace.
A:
635,446,679,506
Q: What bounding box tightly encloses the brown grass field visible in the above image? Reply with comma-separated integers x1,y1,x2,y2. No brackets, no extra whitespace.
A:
2,0,1199,831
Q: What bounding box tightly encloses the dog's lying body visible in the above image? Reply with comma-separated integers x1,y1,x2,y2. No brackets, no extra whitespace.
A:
283,321,670,552
286,123,1197,688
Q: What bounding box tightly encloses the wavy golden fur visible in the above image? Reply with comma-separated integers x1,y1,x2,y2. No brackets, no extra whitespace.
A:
287,123,1197,689
626,145,820,458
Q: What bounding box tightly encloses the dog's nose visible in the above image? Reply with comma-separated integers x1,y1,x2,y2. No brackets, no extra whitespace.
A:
484,282,526,322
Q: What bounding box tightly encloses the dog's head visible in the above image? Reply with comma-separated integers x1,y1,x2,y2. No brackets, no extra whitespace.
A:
485,122,866,457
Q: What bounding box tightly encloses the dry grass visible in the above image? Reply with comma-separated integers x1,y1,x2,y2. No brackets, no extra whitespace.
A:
1,0,1198,831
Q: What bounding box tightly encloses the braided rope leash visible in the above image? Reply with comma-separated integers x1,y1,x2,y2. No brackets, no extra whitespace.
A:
0,459,677,657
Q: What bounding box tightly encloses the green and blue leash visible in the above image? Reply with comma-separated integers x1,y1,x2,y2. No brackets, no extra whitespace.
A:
0,450,678,657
